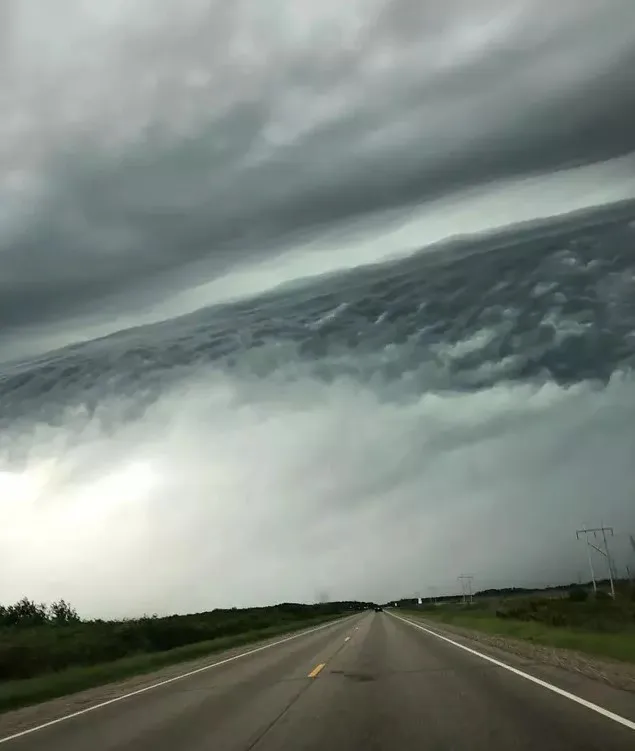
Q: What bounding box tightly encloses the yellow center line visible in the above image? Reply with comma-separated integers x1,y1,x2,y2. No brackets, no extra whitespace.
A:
308,662,326,678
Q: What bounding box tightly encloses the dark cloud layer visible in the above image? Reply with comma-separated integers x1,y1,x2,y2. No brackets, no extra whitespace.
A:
1,1,635,337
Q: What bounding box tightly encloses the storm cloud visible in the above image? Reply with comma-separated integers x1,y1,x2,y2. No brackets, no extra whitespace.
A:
1,0,635,340
1,2,635,617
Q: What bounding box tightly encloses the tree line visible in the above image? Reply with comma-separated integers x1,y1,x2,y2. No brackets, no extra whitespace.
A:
0,597,79,628
0,597,356,681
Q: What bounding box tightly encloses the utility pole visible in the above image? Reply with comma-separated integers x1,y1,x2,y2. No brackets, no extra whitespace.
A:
576,526,615,599
458,575,474,605
576,527,597,594
601,525,618,585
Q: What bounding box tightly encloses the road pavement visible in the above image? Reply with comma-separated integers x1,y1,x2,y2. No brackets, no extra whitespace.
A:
1,610,634,749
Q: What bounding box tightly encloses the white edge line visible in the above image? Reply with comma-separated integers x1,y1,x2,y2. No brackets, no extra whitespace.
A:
388,611,635,732
0,616,353,745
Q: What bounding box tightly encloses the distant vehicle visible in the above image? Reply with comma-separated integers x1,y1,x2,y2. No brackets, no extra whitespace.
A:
374,605,383,612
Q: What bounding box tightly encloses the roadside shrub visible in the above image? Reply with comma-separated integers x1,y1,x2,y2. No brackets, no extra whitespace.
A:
568,587,589,602
546,611,567,627
594,590,612,601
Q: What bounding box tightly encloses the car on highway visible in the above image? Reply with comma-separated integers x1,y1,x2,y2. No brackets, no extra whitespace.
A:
374,605,383,612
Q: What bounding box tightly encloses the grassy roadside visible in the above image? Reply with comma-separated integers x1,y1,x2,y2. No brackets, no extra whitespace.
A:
0,614,344,715
400,605,635,665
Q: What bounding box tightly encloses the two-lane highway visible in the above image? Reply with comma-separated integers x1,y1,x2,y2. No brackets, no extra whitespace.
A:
2,611,634,749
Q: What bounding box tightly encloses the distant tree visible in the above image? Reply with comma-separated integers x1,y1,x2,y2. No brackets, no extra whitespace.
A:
4,597,48,627
49,599,80,625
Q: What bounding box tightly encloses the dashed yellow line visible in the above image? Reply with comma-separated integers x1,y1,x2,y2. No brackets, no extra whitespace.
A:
308,662,326,678
307,630,354,678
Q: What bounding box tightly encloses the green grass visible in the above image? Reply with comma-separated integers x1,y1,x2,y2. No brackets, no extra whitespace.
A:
0,614,343,715
402,605,635,665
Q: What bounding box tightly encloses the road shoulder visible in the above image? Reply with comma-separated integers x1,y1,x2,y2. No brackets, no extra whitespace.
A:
392,610,635,725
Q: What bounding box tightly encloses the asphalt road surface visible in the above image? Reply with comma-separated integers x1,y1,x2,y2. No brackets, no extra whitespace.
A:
2,611,635,750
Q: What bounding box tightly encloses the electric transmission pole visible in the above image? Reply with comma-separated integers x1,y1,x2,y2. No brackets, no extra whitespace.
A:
576,526,616,599
576,527,597,594
458,575,474,605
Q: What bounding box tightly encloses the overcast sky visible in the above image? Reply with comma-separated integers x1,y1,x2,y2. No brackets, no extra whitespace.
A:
1,2,635,617
1,0,635,351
